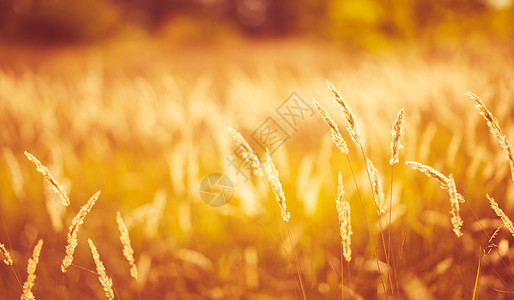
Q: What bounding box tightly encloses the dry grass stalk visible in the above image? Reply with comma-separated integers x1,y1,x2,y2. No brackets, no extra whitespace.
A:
366,158,386,215
24,151,70,207
312,99,349,155
227,127,263,176
485,225,502,254
326,80,363,147
390,108,405,165
487,194,514,238
0,243,13,265
263,150,291,222
61,191,101,273
116,211,138,280
406,161,465,203
336,172,352,262
88,239,115,300
448,174,463,237
467,92,514,182
21,239,43,300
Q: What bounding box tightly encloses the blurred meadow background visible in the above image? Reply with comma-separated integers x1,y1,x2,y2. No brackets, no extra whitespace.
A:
1,0,514,299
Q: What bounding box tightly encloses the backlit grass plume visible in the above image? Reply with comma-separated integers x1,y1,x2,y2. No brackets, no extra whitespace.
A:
467,92,514,182
25,151,70,207
448,174,463,237
88,239,115,300
21,239,43,300
390,108,405,165
61,191,101,273
0,243,13,266
487,194,514,238
263,149,290,222
326,80,363,147
312,99,349,155
406,161,465,203
485,225,503,254
366,158,386,215
117,212,138,280
336,172,352,262
227,127,262,176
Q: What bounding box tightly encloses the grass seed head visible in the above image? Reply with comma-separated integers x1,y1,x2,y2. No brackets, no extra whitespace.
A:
487,194,514,238
0,243,13,266
467,92,514,182
390,108,405,165
61,191,100,273
88,239,115,300
312,99,349,155
366,158,386,215
25,151,70,207
336,172,352,262
227,127,263,177
326,79,363,148
448,174,463,237
117,211,138,280
406,161,465,203
263,150,290,222
21,239,43,300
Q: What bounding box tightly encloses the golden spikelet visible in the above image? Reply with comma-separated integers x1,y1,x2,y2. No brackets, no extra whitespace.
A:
467,92,514,182
312,99,349,155
406,161,465,203
406,161,447,187
487,194,514,238
116,212,138,280
21,239,43,300
326,79,363,147
61,191,101,273
263,149,291,222
0,243,13,266
390,108,405,165
336,172,352,262
448,175,463,237
227,127,263,176
485,225,502,254
366,158,386,215
88,239,115,300
24,151,70,207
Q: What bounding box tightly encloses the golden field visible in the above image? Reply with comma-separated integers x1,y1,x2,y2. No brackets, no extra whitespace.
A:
1,36,514,299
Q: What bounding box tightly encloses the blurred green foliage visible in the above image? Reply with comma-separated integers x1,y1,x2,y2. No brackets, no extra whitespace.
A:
0,0,513,49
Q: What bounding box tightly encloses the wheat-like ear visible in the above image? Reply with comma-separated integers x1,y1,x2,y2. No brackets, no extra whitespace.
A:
487,194,514,238
336,172,352,262
0,243,13,266
88,239,115,300
21,239,43,300
448,174,463,237
116,212,138,280
326,80,363,147
61,191,100,273
366,158,386,215
25,151,70,207
263,149,290,222
467,92,514,182
227,127,263,176
312,99,349,155
405,161,465,203
390,108,405,165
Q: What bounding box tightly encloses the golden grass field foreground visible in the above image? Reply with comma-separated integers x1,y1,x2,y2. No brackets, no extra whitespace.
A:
0,43,514,299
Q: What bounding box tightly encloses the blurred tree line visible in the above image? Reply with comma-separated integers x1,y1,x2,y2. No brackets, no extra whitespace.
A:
0,0,512,48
